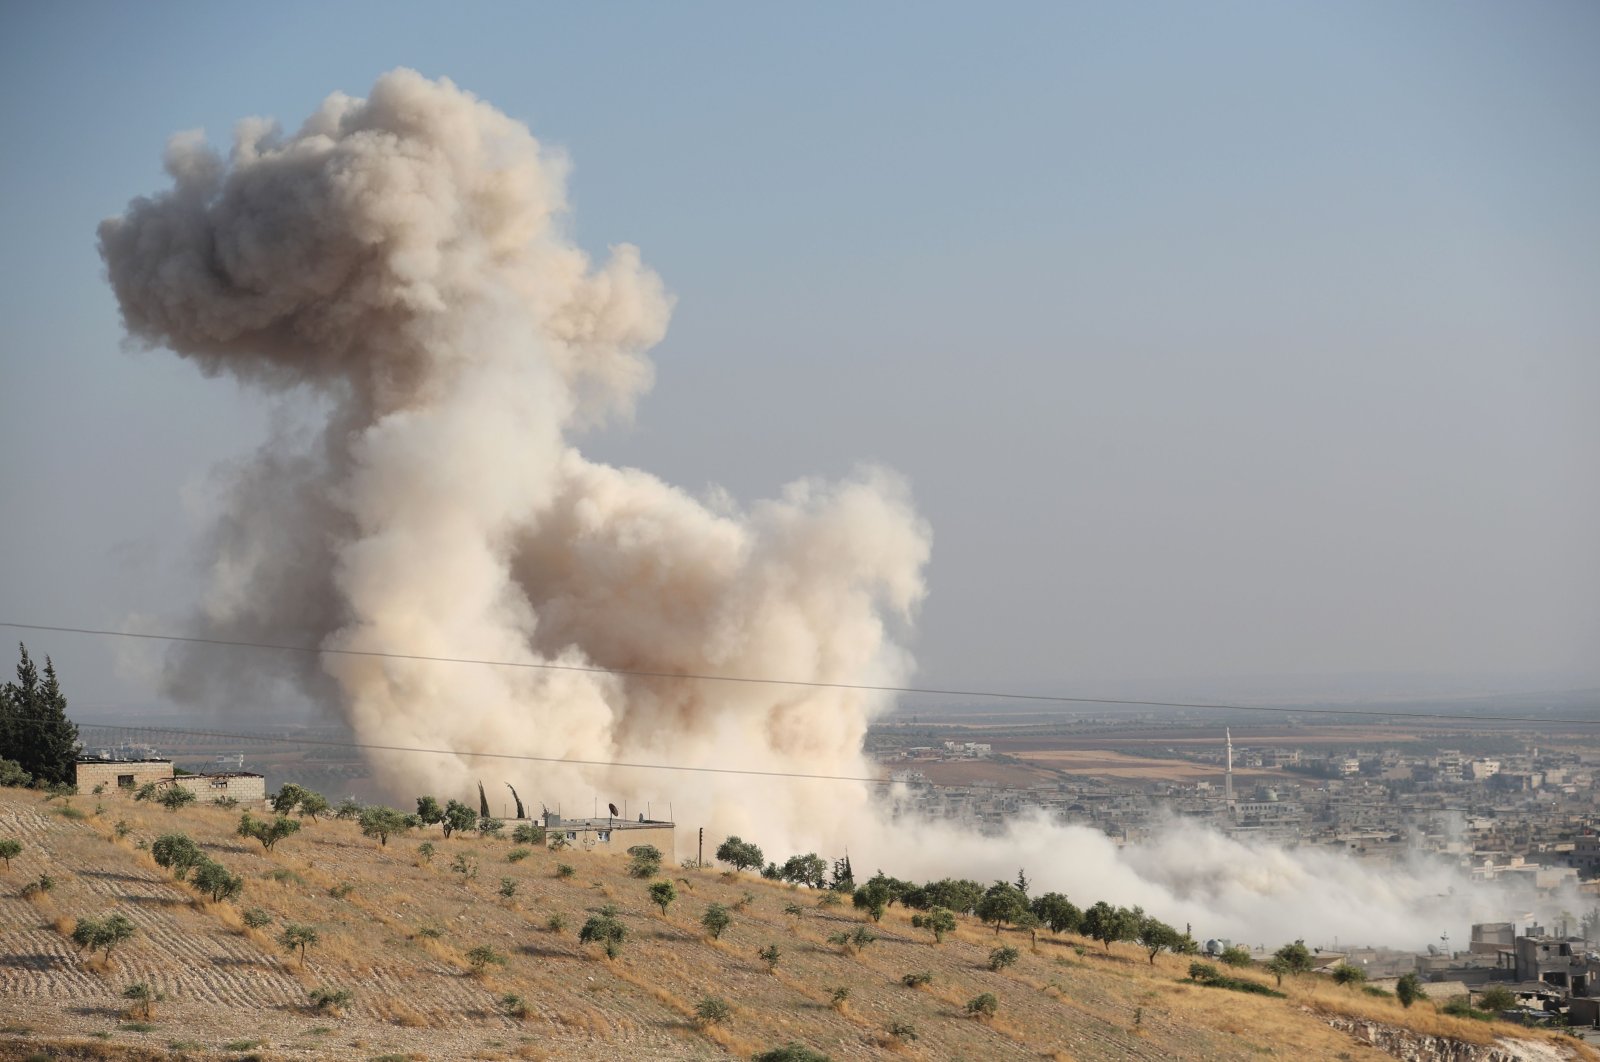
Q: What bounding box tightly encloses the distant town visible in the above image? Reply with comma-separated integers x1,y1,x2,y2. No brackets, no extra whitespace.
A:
867,702,1600,1036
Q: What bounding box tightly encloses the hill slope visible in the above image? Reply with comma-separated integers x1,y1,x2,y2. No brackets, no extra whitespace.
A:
0,787,1591,1062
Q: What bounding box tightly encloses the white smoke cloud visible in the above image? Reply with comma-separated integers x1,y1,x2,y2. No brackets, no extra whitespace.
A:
101,69,1541,949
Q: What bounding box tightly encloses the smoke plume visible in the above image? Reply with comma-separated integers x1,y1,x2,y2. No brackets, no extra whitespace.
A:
102,70,1541,948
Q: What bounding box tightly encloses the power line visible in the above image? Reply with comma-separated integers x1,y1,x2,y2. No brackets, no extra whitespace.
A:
4,620,1597,726
5,708,1502,815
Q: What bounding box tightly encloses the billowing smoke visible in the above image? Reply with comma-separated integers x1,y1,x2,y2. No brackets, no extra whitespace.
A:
102,70,1541,948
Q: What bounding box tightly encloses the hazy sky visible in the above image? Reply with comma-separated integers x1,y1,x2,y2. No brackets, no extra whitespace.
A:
1,2,1596,716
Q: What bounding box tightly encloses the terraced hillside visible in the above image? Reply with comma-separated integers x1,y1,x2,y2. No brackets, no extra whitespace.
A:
0,786,1592,1062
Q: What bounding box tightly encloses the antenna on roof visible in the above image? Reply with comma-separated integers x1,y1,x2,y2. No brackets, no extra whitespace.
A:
608,802,619,827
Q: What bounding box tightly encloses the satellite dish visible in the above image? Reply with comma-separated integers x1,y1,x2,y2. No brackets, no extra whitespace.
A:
608,802,619,818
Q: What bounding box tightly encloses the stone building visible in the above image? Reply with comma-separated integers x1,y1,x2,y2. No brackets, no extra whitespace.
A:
73,757,174,792
541,810,675,862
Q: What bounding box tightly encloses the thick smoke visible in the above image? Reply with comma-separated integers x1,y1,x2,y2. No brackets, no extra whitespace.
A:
102,70,1538,948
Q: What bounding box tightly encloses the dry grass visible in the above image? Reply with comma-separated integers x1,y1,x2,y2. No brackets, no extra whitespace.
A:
2,785,1595,1062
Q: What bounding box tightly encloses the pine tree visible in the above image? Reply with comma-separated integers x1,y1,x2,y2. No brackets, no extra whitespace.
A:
31,656,79,785
2,645,76,783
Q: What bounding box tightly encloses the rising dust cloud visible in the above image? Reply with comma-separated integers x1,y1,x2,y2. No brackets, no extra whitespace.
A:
100,70,1544,948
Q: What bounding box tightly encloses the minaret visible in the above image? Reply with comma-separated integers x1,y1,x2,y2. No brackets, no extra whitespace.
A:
1224,728,1235,809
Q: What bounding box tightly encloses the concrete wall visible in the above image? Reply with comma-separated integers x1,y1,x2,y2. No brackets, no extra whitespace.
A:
172,773,267,804
548,823,677,863
73,760,173,793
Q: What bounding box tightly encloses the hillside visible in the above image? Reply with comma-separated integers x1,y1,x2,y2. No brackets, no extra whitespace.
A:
1,786,1592,1062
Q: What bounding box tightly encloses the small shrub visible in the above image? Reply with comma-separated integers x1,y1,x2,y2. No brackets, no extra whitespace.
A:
886,1021,918,1043
242,908,273,929
507,847,532,863
965,992,998,1018
192,859,244,902
783,902,803,918
214,796,239,809
466,944,506,972
415,925,444,939
732,890,755,912
649,879,676,914
451,853,479,879
752,1045,831,1062
122,981,164,1020
478,815,505,838
758,943,781,970
511,823,544,845
501,993,530,1019
829,986,850,1009
627,844,662,878
828,926,877,954
120,1021,156,1033
499,878,518,898
694,996,732,1027
308,986,353,1014
158,787,196,811
21,873,56,899
1219,945,1252,967
900,971,932,988
702,903,731,940
555,863,575,879
579,912,627,959
55,802,87,820
417,841,435,863
329,881,354,899
816,892,842,910
113,820,131,839
546,913,566,933
223,1040,260,1052
988,944,1020,971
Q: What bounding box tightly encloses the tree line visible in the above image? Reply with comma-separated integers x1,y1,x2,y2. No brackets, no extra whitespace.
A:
0,643,80,787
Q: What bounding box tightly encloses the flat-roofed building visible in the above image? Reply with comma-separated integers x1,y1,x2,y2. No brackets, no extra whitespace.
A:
541,810,675,862
171,772,267,804
73,757,174,792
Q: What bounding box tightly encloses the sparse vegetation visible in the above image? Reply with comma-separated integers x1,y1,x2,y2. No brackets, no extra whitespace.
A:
71,912,137,960
701,902,731,940
1396,972,1428,1008
151,832,203,880
466,944,506,972
499,877,518,898
965,992,998,1019
988,944,1020,971
1219,944,1253,967
627,843,662,878
546,913,566,933
693,995,732,1027
192,858,244,902
900,970,932,988
20,873,54,898
758,943,781,971
478,815,505,838
500,993,530,1019
512,822,545,845
278,922,319,963
122,982,164,1020
555,862,575,879
649,878,676,913
158,786,197,811
715,835,764,872
417,841,435,863
753,1044,831,1062
506,846,532,863
0,837,20,870
308,986,353,1014
911,906,956,943
579,910,628,959
237,811,301,851
242,907,273,929
358,804,412,846
828,926,877,954
1331,963,1368,990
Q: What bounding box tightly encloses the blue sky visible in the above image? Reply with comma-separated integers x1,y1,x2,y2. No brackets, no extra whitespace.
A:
2,2,1597,712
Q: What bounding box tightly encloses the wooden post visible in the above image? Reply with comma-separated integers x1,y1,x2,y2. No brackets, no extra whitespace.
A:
698,826,704,869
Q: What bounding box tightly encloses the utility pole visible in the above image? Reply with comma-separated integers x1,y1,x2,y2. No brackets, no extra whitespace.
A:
698,827,704,869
